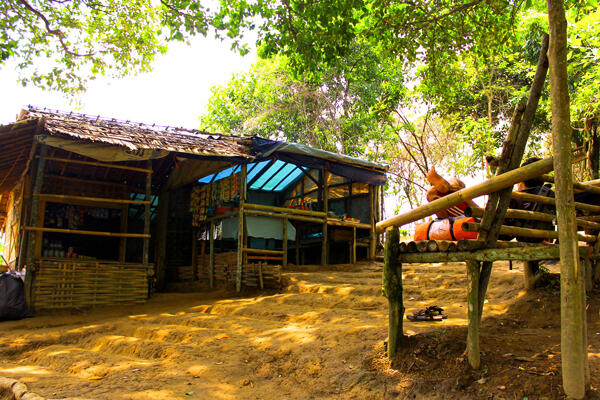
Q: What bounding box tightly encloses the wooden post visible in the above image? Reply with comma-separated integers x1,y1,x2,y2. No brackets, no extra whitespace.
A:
369,185,377,260
209,220,215,288
191,227,197,281
524,261,540,290
155,189,169,291
466,260,481,369
236,164,247,292
24,144,47,310
383,227,403,359
295,227,300,266
547,0,588,396
143,160,152,266
321,169,329,266
352,226,357,264
283,217,288,269
119,204,128,263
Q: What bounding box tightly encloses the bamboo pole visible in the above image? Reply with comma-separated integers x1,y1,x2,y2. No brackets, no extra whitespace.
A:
466,260,480,369
369,185,377,260
352,226,357,264
119,204,128,263
244,209,324,224
511,190,600,214
37,156,153,173
548,0,588,395
283,217,288,269
466,206,600,231
295,227,300,265
24,226,151,238
462,221,596,243
35,193,150,205
457,239,553,252
542,174,600,195
143,160,152,266
376,157,556,232
244,202,327,217
155,190,168,291
191,227,197,281
25,144,47,310
397,245,586,263
209,220,215,288
383,227,403,359
236,164,247,292
322,170,329,266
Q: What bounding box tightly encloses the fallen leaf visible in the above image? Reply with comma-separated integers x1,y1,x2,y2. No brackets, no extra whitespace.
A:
497,385,506,390
216,335,229,340
477,378,486,384
502,353,513,358
87,376,104,380
185,391,195,396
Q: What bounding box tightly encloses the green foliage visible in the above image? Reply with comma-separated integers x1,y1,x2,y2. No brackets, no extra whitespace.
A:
1,0,167,94
201,44,403,157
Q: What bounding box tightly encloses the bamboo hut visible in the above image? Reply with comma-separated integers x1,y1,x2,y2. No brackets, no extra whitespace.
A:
0,107,387,308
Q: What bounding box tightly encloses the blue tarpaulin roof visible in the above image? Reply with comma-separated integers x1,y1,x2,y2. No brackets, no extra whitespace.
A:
196,137,388,189
198,159,305,192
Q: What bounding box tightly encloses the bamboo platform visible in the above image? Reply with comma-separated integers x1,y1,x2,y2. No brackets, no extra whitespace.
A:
33,260,149,309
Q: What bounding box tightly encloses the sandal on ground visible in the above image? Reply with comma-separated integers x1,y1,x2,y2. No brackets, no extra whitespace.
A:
407,305,448,321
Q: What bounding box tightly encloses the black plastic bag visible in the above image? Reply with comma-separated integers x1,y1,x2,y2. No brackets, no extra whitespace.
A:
0,272,31,321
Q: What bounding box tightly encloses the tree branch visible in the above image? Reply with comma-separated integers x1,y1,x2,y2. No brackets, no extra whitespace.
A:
18,0,96,57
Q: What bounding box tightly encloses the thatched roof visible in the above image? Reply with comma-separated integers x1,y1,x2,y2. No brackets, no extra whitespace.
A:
20,107,251,157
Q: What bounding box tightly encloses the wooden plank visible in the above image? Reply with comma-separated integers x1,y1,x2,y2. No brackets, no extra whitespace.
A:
24,226,150,238
247,255,283,261
242,248,284,255
38,156,153,173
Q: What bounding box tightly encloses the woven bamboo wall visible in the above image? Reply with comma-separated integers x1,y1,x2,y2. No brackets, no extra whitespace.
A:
34,260,148,309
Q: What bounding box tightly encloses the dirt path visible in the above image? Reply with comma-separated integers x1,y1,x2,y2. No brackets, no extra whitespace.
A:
0,261,599,399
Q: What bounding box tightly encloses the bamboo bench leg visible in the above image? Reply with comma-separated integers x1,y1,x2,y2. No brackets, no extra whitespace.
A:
383,227,404,360
467,260,480,369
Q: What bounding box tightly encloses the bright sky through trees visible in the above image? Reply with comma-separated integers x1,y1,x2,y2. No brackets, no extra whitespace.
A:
0,38,256,127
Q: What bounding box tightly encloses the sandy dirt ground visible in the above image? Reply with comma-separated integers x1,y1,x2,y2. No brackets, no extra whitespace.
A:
0,260,599,399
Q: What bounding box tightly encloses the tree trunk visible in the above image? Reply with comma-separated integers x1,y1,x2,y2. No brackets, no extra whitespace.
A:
547,0,589,397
